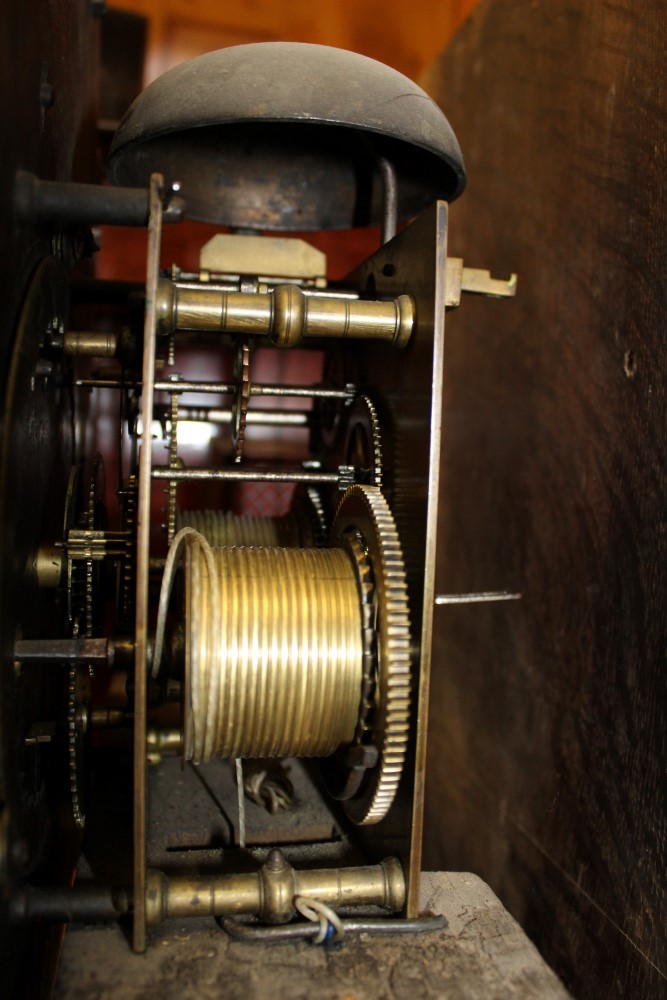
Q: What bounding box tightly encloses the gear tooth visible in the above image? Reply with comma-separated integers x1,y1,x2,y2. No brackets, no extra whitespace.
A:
345,395,383,491
305,488,328,546
333,484,411,826
68,617,88,830
232,341,251,461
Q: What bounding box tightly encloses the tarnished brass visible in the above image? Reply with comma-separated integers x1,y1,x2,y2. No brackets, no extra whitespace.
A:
133,174,164,953
144,855,405,927
461,266,518,298
66,529,128,561
146,727,182,765
186,545,363,761
34,543,64,587
343,202,450,912
178,510,304,548
90,708,126,729
330,485,411,826
176,485,410,826
63,331,118,357
182,511,285,546
445,258,518,307
156,278,414,348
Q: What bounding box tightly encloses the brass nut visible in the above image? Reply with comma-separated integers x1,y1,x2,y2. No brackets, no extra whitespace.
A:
259,853,297,924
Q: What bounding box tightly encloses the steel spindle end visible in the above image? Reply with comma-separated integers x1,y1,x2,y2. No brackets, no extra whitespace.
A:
435,591,522,605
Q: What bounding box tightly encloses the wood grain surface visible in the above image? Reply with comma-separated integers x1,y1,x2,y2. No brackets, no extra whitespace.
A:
422,2,666,998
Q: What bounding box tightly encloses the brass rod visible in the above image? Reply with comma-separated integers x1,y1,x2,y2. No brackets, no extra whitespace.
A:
174,280,360,301
145,856,405,926
63,331,118,357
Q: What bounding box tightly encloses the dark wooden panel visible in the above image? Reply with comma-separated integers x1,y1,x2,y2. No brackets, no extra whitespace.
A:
0,0,100,374
0,4,99,997
422,3,667,998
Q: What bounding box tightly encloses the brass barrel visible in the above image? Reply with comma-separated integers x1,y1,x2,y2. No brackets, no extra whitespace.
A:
186,545,363,761
177,509,301,548
63,330,118,357
156,278,414,347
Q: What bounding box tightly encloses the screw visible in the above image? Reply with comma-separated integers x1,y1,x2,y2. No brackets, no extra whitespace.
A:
265,848,287,872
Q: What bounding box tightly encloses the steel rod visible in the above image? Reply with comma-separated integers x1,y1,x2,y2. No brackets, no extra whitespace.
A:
378,157,398,244
220,914,448,942
14,171,184,227
151,467,341,483
75,377,351,399
9,885,131,924
435,592,522,604
251,384,350,399
159,406,309,427
14,638,111,665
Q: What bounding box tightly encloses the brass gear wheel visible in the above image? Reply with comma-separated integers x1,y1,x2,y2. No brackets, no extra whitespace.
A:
344,394,383,491
64,457,107,637
341,530,376,745
117,474,137,628
331,484,411,826
293,486,328,547
231,340,250,463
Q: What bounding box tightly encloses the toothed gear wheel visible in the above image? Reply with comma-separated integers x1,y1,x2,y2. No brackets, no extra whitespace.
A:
85,454,105,638
118,474,137,627
68,618,92,829
331,484,411,826
341,530,376,743
344,395,383,491
64,465,84,627
231,340,250,463
304,487,328,546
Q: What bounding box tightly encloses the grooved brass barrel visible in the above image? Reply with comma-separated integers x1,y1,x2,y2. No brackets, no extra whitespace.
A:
178,509,302,548
186,545,363,761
